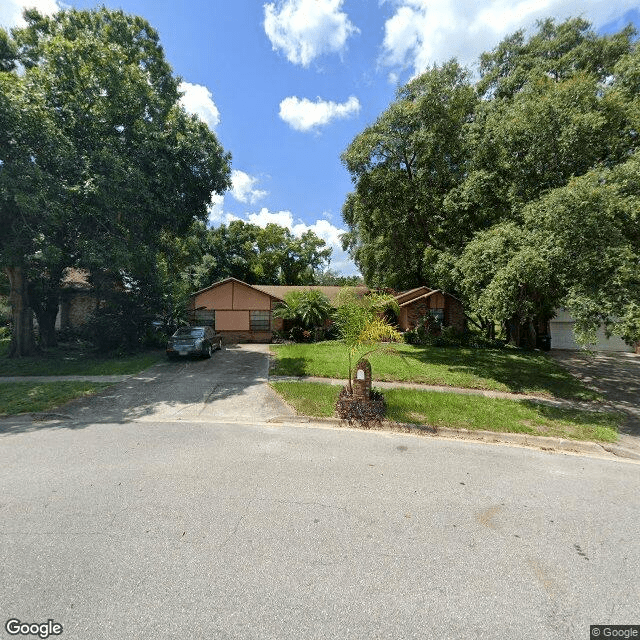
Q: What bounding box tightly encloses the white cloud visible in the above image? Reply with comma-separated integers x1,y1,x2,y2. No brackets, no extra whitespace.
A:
381,0,640,75
179,81,220,131
0,0,61,28
207,194,240,226
264,0,358,67
230,170,268,204
226,207,357,275
279,95,360,132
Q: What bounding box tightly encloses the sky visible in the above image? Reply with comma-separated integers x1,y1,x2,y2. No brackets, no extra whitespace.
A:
2,0,640,275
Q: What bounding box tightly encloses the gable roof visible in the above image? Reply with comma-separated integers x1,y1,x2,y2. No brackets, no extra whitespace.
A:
191,278,369,305
394,286,463,306
394,286,435,305
253,284,368,304
397,289,441,308
191,277,285,301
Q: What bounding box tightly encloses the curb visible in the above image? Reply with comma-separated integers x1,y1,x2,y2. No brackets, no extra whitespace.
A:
267,415,640,462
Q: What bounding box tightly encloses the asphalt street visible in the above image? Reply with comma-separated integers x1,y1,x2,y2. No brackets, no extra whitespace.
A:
1,416,638,640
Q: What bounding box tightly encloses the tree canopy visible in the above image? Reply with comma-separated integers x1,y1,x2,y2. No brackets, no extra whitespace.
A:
1,8,231,355
162,219,332,292
341,17,640,346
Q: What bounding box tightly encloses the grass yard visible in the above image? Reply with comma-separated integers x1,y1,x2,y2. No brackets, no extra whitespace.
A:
0,337,164,376
270,341,598,400
0,381,113,416
270,381,619,443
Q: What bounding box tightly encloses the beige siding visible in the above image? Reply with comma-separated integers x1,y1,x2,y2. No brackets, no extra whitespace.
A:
233,282,272,310
194,281,233,310
216,310,249,331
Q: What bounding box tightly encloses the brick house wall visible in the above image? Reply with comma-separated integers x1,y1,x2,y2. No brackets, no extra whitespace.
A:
397,289,464,332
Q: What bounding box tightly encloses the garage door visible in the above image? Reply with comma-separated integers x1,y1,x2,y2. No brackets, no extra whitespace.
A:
550,321,633,352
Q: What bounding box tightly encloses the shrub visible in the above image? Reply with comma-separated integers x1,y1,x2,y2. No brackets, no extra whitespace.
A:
404,323,507,349
273,290,333,330
82,295,152,353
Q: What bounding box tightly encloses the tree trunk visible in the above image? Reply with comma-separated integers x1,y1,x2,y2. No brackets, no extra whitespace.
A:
506,314,521,347
34,304,59,349
31,282,61,349
5,266,37,357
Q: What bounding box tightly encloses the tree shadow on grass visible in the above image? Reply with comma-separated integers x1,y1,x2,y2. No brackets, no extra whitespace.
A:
270,356,308,377
393,345,596,399
519,400,622,441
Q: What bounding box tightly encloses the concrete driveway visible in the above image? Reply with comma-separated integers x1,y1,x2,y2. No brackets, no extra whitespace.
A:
550,350,640,435
57,343,294,425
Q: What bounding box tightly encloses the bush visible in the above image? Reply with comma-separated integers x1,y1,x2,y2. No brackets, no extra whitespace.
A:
82,295,153,353
404,321,507,349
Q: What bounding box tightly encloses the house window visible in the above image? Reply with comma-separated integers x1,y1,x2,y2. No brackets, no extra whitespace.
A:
194,309,215,327
250,310,271,331
429,308,445,325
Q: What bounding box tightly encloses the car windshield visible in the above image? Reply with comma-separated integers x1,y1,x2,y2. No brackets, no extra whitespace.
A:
174,328,205,338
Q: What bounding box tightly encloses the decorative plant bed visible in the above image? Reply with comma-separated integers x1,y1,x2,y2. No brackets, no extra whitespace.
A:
335,387,386,428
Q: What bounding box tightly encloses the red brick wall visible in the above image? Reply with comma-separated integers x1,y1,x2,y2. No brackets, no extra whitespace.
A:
401,295,464,332
217,330,272,344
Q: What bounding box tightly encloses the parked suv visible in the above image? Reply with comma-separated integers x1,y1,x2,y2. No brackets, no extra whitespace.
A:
166,326,221,359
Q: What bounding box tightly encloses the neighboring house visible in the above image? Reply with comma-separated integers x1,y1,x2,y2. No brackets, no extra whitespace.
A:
55,268,99,331
394,286,465,333
189,278,464,343
549,308,635,353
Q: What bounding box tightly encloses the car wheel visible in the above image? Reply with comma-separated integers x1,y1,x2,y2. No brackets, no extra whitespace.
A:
206,344,212,358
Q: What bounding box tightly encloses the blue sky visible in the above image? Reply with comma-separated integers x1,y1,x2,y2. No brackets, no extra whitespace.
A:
2,0,639,274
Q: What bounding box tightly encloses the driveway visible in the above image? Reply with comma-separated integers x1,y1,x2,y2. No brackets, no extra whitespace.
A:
51,343,295,425
550,350,640,436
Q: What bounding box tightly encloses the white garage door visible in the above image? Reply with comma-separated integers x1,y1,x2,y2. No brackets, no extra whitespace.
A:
550,320,633,352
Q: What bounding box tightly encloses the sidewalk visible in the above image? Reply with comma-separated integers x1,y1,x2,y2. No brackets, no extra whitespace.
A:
270,375,605,410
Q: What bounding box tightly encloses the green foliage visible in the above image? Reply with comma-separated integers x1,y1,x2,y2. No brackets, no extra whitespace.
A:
161,220,332,294
332,290,402,389
341,61,477,288
341,16,639,347
81,293,155,354
1,7,231,355
273,290,333,329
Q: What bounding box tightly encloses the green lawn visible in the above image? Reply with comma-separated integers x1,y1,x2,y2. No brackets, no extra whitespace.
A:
270,341,598,400
0,338,164,376
0,381,113,416
270,381,619,443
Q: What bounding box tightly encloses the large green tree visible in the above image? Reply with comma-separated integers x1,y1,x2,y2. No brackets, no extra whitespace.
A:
172,220,332,290
341,17,639,346
1,8,231,355
341,61,476,289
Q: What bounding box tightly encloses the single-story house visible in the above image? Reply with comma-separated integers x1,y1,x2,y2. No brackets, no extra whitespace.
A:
550,308,636,353
189,278,464,343
394,286,465,333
